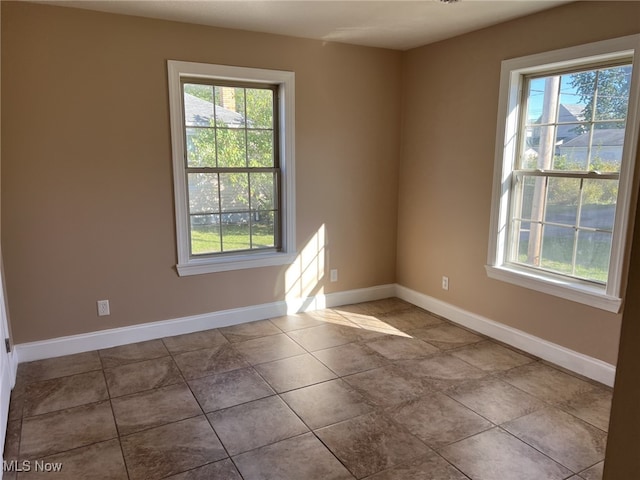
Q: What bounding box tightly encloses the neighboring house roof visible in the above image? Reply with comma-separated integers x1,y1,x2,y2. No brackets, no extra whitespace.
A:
560,128,626,148
183,93,245,127
558,104,585,123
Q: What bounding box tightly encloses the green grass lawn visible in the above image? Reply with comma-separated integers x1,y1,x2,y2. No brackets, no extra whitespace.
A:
518,237,610,283
191,224,275,254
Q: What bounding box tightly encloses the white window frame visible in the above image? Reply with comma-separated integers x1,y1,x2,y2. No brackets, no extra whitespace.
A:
486,35,640,313
168,60,296,276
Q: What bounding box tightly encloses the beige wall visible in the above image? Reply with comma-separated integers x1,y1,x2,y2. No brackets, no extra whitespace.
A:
1,1,638,366
0,2,401,343
397,1,640,365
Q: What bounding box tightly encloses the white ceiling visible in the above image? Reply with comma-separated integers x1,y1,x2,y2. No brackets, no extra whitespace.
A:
44,0,573,51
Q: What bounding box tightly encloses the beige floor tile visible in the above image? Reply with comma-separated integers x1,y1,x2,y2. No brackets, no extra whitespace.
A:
503,407,607,472
164,458,243,480
397,354,487,391
378,309,444,332
121,416,226,480
233,432,354,480
188,367,274,412
301,309,356,326
17,439,127,480
254,353,336,393
439,428,572,480
447,377,545,424
450,341,534,372
173,344,248,379
365,453,469,480
334,298,411,317
365,335,439,361
219,319,281,343
207,396,308,455
20,401,117,459
580,461,604,480
269,313,326,332
104,356,183,398
410,324,483,350
385,392,492,449
343,365,431,407
111,383,202,436
4,419,21,463
558,385,612,431
501,362,597,404
99,340,169,369
286,324,360,351
23,371,108,417
162,329,228,354
232,333,306,365
313,343,388,376
281,379,373,429
315,411,430,479
5,301,614,480
18,352,102,384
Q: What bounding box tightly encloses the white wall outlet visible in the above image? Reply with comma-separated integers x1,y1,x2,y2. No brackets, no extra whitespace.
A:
97,300,110,316
330,269,338,282
442,276,449,291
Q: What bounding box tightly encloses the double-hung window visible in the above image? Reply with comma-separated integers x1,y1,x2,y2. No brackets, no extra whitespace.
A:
168,61,296,275
487,35,640,312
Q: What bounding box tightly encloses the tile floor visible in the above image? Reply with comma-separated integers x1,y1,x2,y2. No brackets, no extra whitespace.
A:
3,298,612,479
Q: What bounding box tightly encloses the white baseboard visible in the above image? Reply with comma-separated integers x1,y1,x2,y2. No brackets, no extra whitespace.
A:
13,282,614,387
395,284,616,387
14,284,396,364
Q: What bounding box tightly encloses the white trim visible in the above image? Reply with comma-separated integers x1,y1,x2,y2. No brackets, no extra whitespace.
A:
487,34,640,312
14,284,396,364
395,284,616,387
13,282,614,387
485,265,622,313
167,60,296,276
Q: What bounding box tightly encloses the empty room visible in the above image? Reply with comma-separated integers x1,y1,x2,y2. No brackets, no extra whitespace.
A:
1,1,640,479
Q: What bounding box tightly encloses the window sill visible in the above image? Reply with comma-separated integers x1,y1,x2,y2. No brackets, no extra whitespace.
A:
485,264,622,313
177,251,296,276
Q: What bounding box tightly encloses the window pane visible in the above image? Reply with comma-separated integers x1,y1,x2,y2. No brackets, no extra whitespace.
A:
217,129,247,168
222,213,250,251
545,177,580,226
594,65,632,122
511,220,531,263
576,230,611,282
580,179,618,230
250,172,276,210
247,131,274,167
246,88,273,129
184,84,214,127
540,225,575,275
191,215,221,255
525,77,552,125
186,128,216,167
560,72,593,122
556,124,589,170
188,173,219,214
215,86,245,128
590,125,624,172
251,211,276,248
517,176,540,221
220,173,249,212
522,124,555,169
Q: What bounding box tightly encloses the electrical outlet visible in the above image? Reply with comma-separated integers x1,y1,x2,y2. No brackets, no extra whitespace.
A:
442,276,449,291
330,269,338,282
97,300,110,316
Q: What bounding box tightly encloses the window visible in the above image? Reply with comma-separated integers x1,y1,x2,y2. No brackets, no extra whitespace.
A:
487,35,640,312
168,61,296,275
